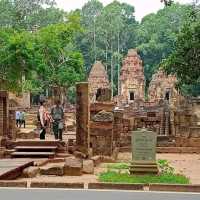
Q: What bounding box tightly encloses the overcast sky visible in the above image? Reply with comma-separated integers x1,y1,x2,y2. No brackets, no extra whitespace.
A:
55,0,194,21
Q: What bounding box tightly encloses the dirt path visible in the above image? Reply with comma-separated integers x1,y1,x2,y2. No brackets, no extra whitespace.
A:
15,153,200,184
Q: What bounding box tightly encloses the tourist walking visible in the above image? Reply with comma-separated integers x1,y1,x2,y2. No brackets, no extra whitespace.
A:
15,110,20,127
38,101,48,140
19,110,26,128
51,100,64,141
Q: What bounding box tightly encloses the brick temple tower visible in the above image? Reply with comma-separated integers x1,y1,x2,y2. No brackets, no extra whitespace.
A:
148,69,178,103
88,61,110,102
119,49,145,105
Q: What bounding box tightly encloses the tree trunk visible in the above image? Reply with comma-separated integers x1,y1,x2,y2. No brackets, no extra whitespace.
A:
111,43,113,99
117,32,120,95
93,17,97,62
105,31,108,71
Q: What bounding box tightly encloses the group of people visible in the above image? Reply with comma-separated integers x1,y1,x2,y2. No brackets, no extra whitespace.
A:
16,110,26,128
38,100,64,141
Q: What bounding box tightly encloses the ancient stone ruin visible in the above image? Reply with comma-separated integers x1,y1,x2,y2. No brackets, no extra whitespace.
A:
0,48,200,182
148,69,178,103
88,61,111,102
118,49,145,105
82,49,200,155
0,91,8,148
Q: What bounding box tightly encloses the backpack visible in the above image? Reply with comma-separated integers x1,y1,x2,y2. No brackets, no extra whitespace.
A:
51,106,63,120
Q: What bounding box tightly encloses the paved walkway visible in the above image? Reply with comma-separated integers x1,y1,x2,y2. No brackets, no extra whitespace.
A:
0,189,199,200
0,159,34,180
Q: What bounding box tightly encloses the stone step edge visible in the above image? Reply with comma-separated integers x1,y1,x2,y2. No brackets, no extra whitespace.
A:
0,181,200,192
88,183,200,192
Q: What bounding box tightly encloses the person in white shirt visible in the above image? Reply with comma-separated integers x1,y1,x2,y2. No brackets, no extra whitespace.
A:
16,111,20,127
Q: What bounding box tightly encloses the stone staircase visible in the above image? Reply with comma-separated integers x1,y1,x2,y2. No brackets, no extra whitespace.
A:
11,140,66,158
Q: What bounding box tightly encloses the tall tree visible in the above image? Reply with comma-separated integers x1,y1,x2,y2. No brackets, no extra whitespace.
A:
163,9,200,94
34,13,85,102
136,3,193,86
79,0,103,70
0,28,36,91
0,0,59,30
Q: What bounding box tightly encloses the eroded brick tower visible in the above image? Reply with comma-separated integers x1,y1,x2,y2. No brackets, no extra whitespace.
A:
88,61,110,102
119,49,145,105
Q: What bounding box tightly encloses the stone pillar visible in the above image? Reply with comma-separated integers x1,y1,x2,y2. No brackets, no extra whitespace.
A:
164,111,170,136
170,109,175,136
0,91,8,147
160,108,165,135
22,92,30,108
8,109,17,141
76,83,90,154
113,110,124,146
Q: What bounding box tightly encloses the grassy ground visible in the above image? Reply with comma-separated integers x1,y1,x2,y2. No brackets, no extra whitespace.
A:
99,160,190,184
99,171,189,184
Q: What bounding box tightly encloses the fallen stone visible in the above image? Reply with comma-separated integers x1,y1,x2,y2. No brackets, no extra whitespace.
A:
112,147,119,160
92,110,114,122
74,151,87,159
91,155,101,166
34,159,49,167
40,164,64,176
82,160,94,174
64,157,82,176
23,166,40,178
101,156,115,163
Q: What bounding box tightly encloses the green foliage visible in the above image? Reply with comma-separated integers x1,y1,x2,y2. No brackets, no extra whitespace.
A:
157,159,175,174
67,86,76,104
77,1,193,94
0,0,199,98
77,0,137,95
136,3,193,85
99,171,189,184
180,84,200,97
161,0,174,7
34,14,85,90
0,0,59,30
0,28,36,91
0,12,85,95
163,16,200,89
99,160,189,184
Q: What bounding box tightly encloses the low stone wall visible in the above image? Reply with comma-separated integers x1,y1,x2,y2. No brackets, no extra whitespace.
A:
0,181,27,187
88,183,144,190
149,184,200,192
30,182,84,189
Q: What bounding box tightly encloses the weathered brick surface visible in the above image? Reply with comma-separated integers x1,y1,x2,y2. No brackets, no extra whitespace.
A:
76,83,90,154
88,183,144,190
88,61,110,102
0,181,27,187
0,91,8,147
149,184,200,192
30,182,84,189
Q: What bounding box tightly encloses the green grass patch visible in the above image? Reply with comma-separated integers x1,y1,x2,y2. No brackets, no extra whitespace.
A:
99,171,189,184
99,159,189,184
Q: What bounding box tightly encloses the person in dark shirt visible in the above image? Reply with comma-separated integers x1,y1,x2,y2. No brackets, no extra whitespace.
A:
51,100,64,141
